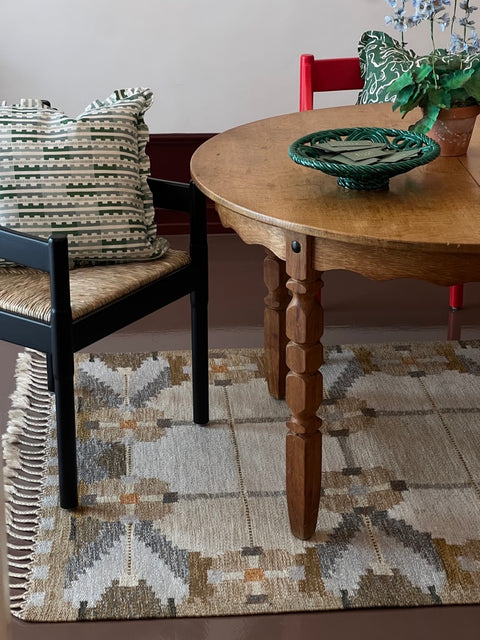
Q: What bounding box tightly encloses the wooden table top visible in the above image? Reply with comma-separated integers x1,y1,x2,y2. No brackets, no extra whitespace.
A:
191,103,480,255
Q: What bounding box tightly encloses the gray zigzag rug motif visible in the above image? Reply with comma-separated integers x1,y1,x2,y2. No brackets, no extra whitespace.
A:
3,343,480,621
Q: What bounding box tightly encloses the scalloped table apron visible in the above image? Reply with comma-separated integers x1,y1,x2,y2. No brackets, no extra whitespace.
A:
191,102,480,541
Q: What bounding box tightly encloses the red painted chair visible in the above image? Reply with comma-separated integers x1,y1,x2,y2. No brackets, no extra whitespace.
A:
299,53,464,311
299,54,363,111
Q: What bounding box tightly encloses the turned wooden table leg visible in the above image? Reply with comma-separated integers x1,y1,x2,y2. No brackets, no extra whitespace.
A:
264,250,289,399
285,233,323,540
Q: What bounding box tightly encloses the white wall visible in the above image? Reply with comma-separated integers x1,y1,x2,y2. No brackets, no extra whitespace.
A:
1,0,436,132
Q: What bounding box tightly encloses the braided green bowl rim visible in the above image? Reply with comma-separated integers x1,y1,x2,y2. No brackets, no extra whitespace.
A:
288,127,440,190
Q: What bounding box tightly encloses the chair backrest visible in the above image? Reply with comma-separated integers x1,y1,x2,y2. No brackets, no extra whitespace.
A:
299,54,364,111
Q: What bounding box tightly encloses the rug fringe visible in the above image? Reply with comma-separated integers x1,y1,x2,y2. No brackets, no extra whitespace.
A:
2,349,52,616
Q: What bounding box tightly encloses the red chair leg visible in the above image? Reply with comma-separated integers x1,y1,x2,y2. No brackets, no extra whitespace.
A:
449,284,464,310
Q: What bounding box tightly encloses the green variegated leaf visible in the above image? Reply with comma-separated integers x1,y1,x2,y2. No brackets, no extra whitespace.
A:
392,84,416,111
449,88,471,105
414,63,434,82
412,103,441,134
464,72,480,101
389,71,415,95
427,87,451,109
399,83,428,114
440,67,476,90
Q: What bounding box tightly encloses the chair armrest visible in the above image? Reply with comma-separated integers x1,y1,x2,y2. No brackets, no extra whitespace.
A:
147,176,207,241
0,225,63,271
147,177,207,267
147,177,191,213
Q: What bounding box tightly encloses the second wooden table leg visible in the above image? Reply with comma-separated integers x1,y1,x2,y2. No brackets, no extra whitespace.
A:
285,233,323,540
264,250,289,399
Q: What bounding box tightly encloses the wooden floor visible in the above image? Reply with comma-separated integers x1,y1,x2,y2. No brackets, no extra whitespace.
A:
3,234,480,640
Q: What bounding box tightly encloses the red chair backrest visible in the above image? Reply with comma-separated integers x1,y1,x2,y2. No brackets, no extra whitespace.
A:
299,54,364,111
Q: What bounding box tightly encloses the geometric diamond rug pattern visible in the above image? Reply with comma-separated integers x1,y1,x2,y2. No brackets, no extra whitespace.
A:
3,342,480,621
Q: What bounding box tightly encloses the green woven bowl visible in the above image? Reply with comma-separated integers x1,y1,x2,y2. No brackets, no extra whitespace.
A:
288,127,440,190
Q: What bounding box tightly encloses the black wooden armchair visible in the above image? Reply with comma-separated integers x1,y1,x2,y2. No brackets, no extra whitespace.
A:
0,178,209,509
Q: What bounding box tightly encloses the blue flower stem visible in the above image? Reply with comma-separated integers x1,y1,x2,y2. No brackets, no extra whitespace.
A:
451,0,458,36
464,0,469,44
430,18,438,88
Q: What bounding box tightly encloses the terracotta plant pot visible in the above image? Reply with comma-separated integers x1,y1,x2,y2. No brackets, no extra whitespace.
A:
427,105,480,156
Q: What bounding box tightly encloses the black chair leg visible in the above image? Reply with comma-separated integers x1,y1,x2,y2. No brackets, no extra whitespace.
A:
46,354,55,392
52,349,78,509
191,289,209,425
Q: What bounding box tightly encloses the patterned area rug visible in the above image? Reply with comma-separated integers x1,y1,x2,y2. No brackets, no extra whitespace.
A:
4,342,480,621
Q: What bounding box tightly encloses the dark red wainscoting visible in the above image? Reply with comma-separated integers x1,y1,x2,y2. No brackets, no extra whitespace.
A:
147,133,232,235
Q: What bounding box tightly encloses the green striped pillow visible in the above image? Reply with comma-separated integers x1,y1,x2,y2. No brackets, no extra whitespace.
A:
0,88,168,266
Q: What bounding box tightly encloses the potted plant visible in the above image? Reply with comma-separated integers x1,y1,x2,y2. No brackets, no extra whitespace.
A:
385,0,480,154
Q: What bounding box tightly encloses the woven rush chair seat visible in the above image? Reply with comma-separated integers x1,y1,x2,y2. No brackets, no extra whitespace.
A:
0,249,190,323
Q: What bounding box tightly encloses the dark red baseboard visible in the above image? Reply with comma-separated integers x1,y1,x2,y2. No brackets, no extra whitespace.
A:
147,133,232,235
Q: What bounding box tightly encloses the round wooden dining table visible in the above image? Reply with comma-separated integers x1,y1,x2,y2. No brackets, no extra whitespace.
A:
190,102,480,540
